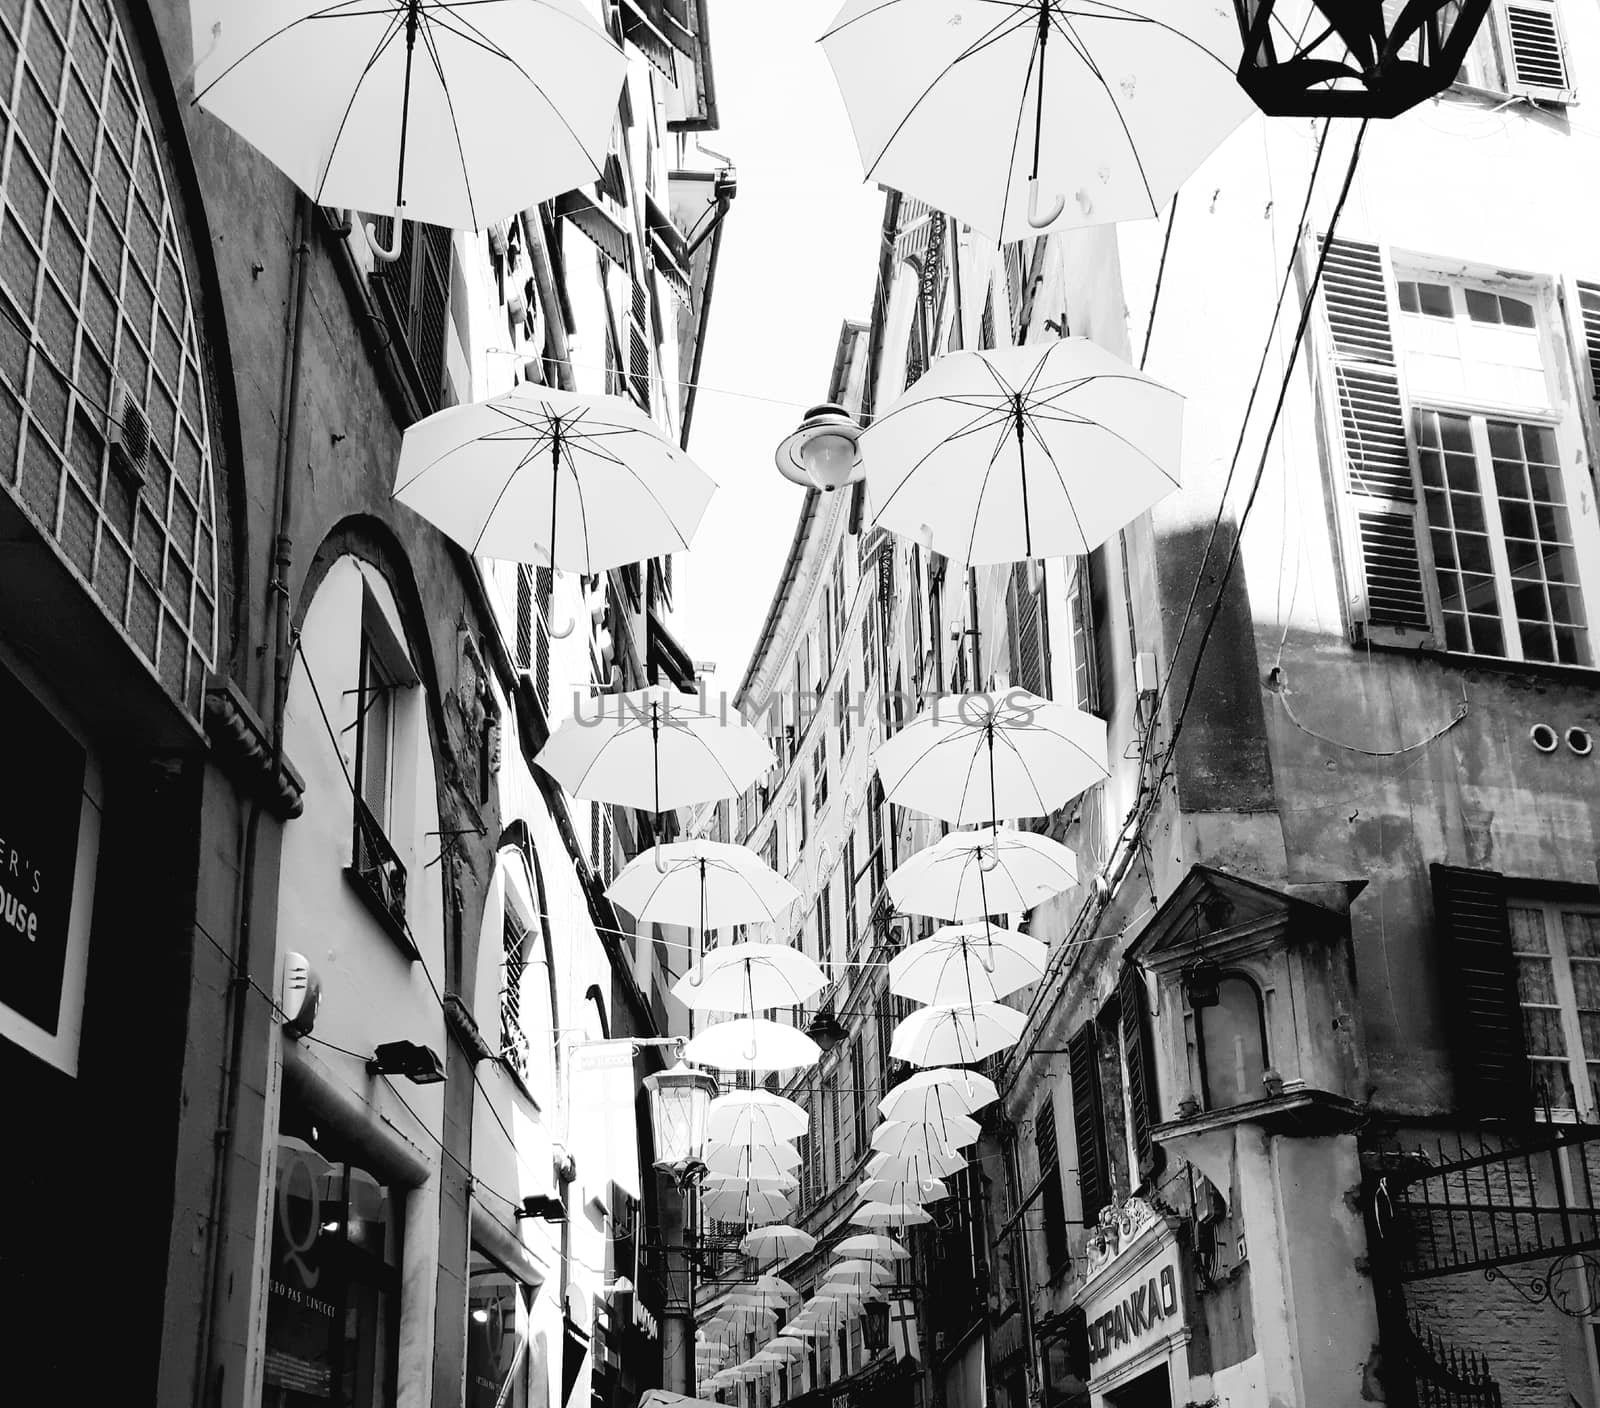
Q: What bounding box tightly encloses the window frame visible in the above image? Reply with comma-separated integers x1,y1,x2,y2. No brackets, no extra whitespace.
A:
1511,893,1600,1120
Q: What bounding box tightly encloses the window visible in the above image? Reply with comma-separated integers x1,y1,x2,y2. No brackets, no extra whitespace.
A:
372,219,455,408
1067,557,1099,713
1033,1098,1070,1274
836,679,852,752
627,278,652,411
833,546,847,652
467,1251,535,1408
815,883,833,976
862,598,877,691
1010,562,1050,699
1120,969,1159,1179
844,834,860,959
1320,239,1597,665
1195,975,1269,1111
785,793,803,869
830,1069,843,1185
500,912,529,1083
1458,0,1574,100
866,777,888,895
352,629,406,926
759,828,778,876
1067,1021,1110,1226
850,1039,868,1150
1513,897,1600,1118
812,739,828,816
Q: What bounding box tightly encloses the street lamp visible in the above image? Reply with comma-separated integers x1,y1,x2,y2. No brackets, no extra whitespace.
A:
1231,0,1493,116
775,403,864,493
644,1061,718,1185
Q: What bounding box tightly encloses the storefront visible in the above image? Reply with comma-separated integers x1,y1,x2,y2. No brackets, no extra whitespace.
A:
1073,1201,1199,1408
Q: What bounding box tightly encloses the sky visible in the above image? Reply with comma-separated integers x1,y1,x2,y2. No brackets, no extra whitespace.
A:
671,0,884,698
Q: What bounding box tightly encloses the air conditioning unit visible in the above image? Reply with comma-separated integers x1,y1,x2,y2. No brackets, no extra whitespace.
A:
107,382,150,487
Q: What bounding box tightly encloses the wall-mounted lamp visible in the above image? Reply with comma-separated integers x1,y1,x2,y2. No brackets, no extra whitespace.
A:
775,404,864,494
367,1040,446,1085
516,1193,568,1223
806,1008,847,1054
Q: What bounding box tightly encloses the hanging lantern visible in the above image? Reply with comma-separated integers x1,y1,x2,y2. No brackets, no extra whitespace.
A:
644,1061,719,1172
861,1301,891,1353
1233,0,1493,117
775,404,865,493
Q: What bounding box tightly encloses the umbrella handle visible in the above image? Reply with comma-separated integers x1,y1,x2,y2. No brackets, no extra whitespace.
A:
549,603,577,640
1026,178,1065,230
653,837,670,873
364,207,406,265
185,21,222,89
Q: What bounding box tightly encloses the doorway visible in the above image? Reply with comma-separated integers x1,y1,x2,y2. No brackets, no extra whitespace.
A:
1104,1363,1171,1408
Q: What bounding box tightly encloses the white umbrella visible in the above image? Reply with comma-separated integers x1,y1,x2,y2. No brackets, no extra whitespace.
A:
889,924,1049,1007
852,1201,934,1229
879,1068,999,1121
833,1234,910,1262
608,840,801,930
702,1173,797,1196
820,0,1248,241
701,1187,793,1224
708,1090,810,1144
830,1260,898,1286
740,1224,818,1263
892,1002,1027,1066
684,1018,822,1074
537,687,775,816
871,1117,980,1155
867,1149,967,1181
860,1175,950,1204
641,1393,706,1408
192,0,626,231
765,1336,808,1360
874,688,1108,826
704,1144,803,1177
670,943,827,1015
888,826,1077,920
398,388,716,590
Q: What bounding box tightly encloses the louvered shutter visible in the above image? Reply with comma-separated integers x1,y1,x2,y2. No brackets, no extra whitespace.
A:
1119,967,1160,1176
516,565,534,669
1500,0,1573,100
830,1077,843,1184
534,566,552,709
1431,864,1533,1119
1010,563,1046,698
1068,558,1099,714
1320,237,1434,643
1575,282,1600,411
628,281,651,410
1033,1098,1070,1271
1067,1022,1110,1225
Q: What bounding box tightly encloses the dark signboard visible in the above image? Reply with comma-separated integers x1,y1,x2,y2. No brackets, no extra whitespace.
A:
0,665,85,1035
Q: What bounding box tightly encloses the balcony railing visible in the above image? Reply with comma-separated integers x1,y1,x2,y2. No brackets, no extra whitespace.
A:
347,796,417,959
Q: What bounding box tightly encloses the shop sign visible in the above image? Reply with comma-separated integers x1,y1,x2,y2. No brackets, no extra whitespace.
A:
0,666,86,1039
1084,1243,1182,1377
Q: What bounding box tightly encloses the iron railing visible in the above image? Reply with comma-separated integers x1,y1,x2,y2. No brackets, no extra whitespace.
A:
352,795,407,928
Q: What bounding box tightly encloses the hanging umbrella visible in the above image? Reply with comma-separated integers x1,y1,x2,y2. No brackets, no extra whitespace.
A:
670,943,827,1014
879,1067,999,1121
852,1201,934,1229
537,687,774,816
704,1144,803,1177
888,826,1077,920
754,1274,803,1304
833,1234,910,1262
860,1175,950,1203
642,1393,707,1408
765,1336,808,1360
702,1173,797,1197
874,688,1107,826
819,0,1249,241
192,0,626,232
892,1002,1027,1066
684,1018,822,1074
867,1149,967,1181
889,923,1049,1007
708,1090,811,1144
701,1187,793,1224
608,839,801,930
740,1224,819,1263
870,1117,980,1156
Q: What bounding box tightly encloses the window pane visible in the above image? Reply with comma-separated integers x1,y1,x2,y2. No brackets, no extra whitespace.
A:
1565,911,1600,959
1532,1058,1577,1111
1521,1003,1567,1057
1518,955,1558,1006
1465,288,1502,324
1509,904,1549,951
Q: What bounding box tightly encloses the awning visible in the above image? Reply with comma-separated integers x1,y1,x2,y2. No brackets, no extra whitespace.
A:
553,190,629,270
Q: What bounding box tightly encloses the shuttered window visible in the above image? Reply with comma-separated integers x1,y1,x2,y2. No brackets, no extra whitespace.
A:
876,989,895,1089
1119,967,1159,1178
515,565,553,709
372,220,454,410
1033,1098,1070,1273
1068,556,1100,715
1577,282,1600,411
830,1072,843,1185
1511,895,1600,1118
1500,0,1573,98
628,280,652,411
1010,562,1049,699
844,834,859,958
1431,864,1534,1118
850,1039,868,1150
1067,1022,1110,1225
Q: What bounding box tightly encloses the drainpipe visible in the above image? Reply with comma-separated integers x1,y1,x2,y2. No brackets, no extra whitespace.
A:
194,191,313,1408
521,209,577,394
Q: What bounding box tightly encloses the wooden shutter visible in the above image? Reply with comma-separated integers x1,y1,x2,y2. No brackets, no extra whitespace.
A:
1010,563,1047,698
373,221,453,409
1068,558,1099,714
1320,237,1434,642
1575,282,1600,411
516,565,534,669
1431,864,1533,1119
534,566,552,708
628,280,651,410
1067,1022,1110,1225
830,1076,843,1184
1033,1098,1070,1272
1119,967,1160,1177
1500,0,1573,99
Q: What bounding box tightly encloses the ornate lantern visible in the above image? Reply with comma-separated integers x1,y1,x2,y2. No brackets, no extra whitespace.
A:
861,1301,891,1353
643,1061,718,1176
1233,0,1494,117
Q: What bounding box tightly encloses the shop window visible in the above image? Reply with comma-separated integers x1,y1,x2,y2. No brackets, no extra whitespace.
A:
1194,974,1269,1111
466,1251,535,1408
264,1112,401,1407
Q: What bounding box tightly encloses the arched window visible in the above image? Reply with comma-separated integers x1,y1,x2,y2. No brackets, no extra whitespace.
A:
1196,974,1269,1111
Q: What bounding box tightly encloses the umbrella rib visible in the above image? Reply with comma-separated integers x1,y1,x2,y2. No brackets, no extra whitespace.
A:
1045,9,1158,215
1053,1,1240,72
191,0,387,103
867,397,1012,525
306,11,411,207
415,14,481,232
1027,392,1181,487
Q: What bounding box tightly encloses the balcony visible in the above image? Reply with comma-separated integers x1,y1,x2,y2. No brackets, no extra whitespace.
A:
345,796,419,961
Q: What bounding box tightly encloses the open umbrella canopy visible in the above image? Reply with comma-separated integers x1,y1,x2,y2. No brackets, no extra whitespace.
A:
892,1002,1028,1066
859,1175,950,1203
192,0,627,230
684,1018,823,1073
766,1336,808,1360
833,1234,911,1262
702,1173,798,1196
888,826,1078,920
879,1067,1000,1121
851,1201,934,1229
708,1090,811,1144
889,923,1049,1006
870,1116,980,1155
670,942,828,1014
867,1148,968,1181
873,688,1108,826
740,1224,818,1263
396,389,716,576
537,687,775,815
642,1392,707,1408
701,1186,794,1224
704,1144,803,1177
607,839,801,930
820,0,1248,241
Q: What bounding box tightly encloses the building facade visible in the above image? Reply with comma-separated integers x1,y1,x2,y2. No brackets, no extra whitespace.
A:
700,6,1600,1407
0,2,724,1406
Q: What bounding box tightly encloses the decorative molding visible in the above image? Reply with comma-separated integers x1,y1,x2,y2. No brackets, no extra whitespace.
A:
204,676,305,819
443,990,497,1064
1082,1195,1167,1280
